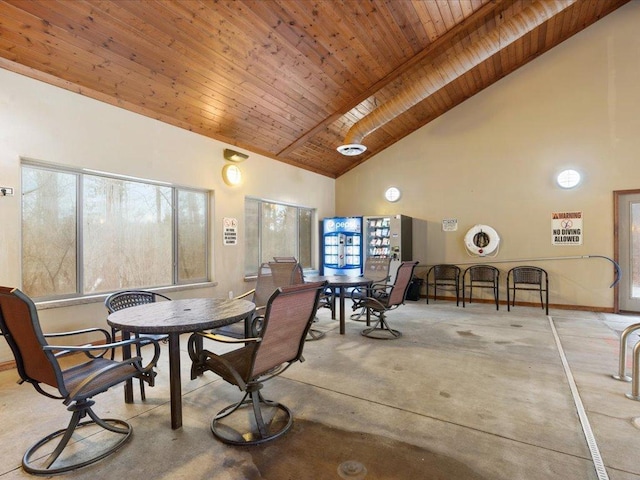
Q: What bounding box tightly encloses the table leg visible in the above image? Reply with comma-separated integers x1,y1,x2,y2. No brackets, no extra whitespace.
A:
168,333,182,430
330,286,337,320
339,289,346,335
122,330,133,404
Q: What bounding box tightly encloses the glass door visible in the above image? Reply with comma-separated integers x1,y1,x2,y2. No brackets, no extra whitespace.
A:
617,191,640,312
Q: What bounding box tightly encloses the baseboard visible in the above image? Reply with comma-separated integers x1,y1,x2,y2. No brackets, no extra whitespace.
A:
417,294,614,313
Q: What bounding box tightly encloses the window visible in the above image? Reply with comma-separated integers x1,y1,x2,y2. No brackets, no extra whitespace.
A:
21,161,209,300
244,198,314,276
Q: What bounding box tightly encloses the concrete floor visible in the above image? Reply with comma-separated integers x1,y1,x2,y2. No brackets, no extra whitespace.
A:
2,300,640,479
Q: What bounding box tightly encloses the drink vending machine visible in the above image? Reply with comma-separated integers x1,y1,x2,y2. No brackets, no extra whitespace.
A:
320,217,363,276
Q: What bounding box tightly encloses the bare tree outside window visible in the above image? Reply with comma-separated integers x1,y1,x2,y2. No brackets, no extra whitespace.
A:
178,189,207,282
83,176,173,293
21,161,209,299
244,198,314,276
22,167,77,298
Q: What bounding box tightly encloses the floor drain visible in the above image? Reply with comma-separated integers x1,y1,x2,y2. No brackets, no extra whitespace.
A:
338,460,367,479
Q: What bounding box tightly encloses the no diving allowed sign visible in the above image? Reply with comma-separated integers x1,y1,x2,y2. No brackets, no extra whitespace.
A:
552,211,582,246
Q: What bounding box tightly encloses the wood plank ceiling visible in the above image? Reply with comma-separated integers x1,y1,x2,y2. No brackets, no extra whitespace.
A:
0,0,629,178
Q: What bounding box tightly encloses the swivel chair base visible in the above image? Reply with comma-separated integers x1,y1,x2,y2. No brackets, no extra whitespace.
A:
212,390,293,445
361,317,402,340
23,403,131,475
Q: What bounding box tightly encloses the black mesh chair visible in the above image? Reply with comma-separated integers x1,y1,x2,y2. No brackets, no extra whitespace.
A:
104,290,170,400
0,286,160,475
188,281,326,445
426,264,461,306
507,266,549,315
462,265,500,310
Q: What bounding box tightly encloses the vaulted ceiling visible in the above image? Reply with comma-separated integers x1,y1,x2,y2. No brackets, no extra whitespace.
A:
0,0,629,178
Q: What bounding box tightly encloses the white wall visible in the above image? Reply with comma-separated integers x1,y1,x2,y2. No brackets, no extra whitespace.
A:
336,1,640,310
0,68,334,363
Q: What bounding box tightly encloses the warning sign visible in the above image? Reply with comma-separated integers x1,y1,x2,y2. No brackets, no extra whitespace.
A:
551,211,582,246
223,217,238,246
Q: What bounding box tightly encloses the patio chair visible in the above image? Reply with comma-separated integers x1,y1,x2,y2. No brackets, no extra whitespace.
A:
270,258,325,340
187,281,326,445
0,286,160,475
426,264,461,306
353,261,418,339
507,266,549,315
462,265,500,310
216,263,276,339
105,289,170,400
350,256,392,321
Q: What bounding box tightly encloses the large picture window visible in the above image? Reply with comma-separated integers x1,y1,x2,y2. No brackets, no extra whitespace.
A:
245,198,314,276
22,161,209,300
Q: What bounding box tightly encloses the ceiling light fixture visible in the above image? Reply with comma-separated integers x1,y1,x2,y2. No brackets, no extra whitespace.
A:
223,148,249,162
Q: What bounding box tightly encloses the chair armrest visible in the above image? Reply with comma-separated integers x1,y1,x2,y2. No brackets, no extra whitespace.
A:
194,330,261,344
44,336,160,361
234,289,256,300
44,327,112,344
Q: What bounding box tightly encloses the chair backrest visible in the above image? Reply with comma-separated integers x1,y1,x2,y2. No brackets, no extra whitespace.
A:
363,257,392,283
0,287,63,393
251,281,325,377
468,265,499,283
252,263,277,308
387,261,419,306
432,264,460,281
105,289,171,313
510,266,545,285
269,261,304,287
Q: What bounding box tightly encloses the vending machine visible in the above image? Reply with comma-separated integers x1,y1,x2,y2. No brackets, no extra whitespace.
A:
320,217,363,276
363,214,413,280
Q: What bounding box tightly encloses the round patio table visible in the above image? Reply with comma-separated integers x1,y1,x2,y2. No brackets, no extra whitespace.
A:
108,297,255,429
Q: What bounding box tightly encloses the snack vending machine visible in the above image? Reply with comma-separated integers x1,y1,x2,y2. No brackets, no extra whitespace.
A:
363,214,413,280
320,216,363,276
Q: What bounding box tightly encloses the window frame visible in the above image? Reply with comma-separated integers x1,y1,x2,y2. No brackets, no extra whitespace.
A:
21,159,210,301
244,196,315,276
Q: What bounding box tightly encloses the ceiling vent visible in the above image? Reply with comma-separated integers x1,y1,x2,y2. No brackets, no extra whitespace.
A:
336,144,367,156
337,0,577,156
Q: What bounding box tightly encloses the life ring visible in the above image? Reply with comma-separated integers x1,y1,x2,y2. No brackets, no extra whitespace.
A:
464,225,500,256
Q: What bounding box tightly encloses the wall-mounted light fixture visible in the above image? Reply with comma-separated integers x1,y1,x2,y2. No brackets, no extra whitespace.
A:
384,186,401,202
222,149,248,186
222,164,242,186
556,169,581,189
223,149,249,163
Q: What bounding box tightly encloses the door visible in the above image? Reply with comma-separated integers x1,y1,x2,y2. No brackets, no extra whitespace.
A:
616,191,640,312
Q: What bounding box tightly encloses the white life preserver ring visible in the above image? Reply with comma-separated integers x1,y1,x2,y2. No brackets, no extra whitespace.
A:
464,225,500,257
